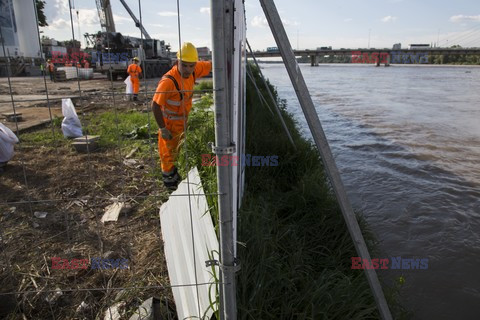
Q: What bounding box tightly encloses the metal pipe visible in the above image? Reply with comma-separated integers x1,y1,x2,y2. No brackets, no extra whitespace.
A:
211,0,237,319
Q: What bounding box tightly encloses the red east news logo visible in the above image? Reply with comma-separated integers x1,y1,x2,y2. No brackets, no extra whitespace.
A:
351,257,428,270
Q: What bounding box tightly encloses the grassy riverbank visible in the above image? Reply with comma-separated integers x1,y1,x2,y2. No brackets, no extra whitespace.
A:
236,65,409,319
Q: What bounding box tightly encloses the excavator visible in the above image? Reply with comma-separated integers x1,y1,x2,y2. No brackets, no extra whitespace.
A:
85,0,172,80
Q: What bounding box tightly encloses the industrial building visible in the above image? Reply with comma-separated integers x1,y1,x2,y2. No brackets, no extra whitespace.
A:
0,0,42,76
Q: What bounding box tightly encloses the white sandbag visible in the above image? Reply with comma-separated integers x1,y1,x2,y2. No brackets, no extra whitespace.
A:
124,76,133,98
61,98,83,138
0,123,19,162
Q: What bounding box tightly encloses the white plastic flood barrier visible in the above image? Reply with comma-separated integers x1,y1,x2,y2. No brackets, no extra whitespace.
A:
159,167,219,319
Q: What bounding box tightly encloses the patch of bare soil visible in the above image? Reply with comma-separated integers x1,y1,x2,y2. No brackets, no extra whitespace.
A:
0,139,176,319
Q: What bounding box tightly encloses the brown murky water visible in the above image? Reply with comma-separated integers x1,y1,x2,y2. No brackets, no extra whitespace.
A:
262,63,480,320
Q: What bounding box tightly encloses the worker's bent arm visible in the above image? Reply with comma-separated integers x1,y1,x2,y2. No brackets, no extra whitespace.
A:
152,101,166,128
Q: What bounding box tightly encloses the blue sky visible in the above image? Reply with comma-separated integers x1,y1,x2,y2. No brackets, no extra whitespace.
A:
41,0,480,51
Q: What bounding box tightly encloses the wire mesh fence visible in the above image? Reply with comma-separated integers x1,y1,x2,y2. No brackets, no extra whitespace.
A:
0,0,246,319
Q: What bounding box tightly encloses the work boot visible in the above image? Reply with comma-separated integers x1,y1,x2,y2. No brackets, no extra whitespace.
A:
133,95,138,101
162,167,182,190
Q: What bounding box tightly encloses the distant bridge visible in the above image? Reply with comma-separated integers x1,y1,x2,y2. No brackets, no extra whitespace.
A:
248,48,480,66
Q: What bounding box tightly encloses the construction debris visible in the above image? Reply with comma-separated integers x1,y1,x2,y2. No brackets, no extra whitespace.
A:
33,211,48,219
129,297,161,320
104,301,125,320
101,201,126,223
45,287,62,304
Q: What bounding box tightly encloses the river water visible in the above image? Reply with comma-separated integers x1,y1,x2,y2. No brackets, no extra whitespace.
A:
260,63,480,319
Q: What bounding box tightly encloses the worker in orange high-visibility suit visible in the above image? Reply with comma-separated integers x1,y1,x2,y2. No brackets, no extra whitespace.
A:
46,59,55,82
127,57,142,101
152,42,212,190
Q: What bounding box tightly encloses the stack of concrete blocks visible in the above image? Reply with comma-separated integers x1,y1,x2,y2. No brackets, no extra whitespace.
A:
55,67,94,80
72,135,100,153
57,67,77,80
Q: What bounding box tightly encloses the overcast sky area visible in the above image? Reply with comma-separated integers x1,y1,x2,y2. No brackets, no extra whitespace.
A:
41,0,480,51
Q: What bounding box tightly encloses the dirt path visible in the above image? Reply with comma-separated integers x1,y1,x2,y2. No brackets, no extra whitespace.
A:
0,74,164,133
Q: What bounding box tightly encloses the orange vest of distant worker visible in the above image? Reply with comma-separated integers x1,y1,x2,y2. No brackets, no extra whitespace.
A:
127,63,142,94
152,61,212,173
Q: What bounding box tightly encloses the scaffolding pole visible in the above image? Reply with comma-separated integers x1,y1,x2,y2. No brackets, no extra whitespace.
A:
211,0,237,319
259,0,393,319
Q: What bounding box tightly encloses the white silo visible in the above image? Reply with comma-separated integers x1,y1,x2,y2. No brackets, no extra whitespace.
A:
12,0,41,58
0,0,21,57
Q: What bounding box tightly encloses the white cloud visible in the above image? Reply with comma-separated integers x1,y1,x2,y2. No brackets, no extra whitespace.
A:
112,14,132,25
45,18,70,31
449,15,480,23
157,11,178,17
344,18,353,22
251,15,268,28
251,15,297,28
149,24,167,28
200,7,210,15
44,0,69,19
283,19,299,27
73,9,99,26
381,16,397,23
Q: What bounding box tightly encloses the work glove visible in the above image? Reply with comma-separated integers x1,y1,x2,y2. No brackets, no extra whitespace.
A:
160,127,172,140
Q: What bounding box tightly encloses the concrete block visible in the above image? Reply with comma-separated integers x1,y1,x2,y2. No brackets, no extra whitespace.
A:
72,136,100,153
2,113,23,122
73,135,100,143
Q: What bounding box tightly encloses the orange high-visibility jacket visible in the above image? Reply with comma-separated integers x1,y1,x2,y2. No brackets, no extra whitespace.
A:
152,61,212,119
127,64,142,79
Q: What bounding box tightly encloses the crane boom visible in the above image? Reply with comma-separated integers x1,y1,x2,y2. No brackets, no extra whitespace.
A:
118,0,152,40
96,0,116,33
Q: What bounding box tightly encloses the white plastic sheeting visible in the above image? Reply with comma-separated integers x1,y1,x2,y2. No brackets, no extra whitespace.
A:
231,0,247,256
160,167,219,320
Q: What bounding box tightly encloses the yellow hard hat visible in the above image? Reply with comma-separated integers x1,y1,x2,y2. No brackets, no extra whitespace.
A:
176,42,198,63
133,57,139,61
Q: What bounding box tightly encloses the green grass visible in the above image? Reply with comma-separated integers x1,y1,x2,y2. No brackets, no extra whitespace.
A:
17,69,409,319
236,64,410,319
194,80,214,92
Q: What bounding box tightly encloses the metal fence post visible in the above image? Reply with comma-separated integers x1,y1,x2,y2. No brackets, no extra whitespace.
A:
211,0,237,319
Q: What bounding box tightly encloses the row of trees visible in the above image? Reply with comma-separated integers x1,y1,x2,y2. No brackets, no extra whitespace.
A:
36,0,48,27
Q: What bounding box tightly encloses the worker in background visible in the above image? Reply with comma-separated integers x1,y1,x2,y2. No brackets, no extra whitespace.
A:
40,62,45,76
46,59,55,82
83,59,90,69
151,42,212,190
127,57,142,101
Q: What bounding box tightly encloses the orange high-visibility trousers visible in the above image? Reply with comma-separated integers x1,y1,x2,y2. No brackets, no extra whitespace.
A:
158,118,186,173
131,77,140,94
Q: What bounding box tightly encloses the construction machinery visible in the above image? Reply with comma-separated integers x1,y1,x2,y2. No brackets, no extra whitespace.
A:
86,0,172,80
